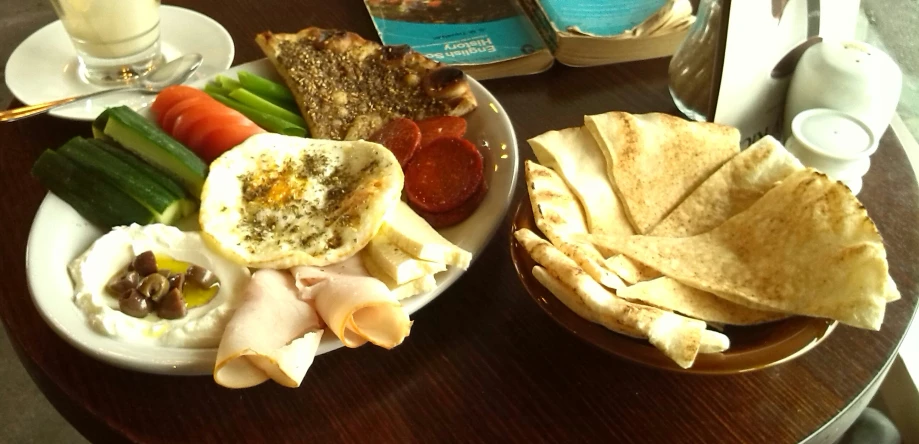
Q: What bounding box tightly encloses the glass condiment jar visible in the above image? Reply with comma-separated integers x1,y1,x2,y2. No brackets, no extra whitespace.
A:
668,0,723,122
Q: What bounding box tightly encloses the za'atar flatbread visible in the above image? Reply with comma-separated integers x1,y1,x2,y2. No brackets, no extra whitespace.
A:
590,169,899,330
528,126,635,237
524,160,625,290
584,112,739,234
516,228,728,368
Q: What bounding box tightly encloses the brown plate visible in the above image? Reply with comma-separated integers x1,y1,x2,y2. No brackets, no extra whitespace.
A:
509,199,837,374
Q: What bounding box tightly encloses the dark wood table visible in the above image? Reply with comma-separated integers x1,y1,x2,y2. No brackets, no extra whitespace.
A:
2,1,917,443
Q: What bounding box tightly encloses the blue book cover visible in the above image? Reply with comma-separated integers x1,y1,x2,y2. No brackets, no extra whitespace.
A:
364,0,549,66
538,0,668,36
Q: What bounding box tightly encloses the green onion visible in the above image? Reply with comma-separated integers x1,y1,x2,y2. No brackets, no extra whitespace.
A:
228,88,306,128
215,74,242,92
237,71,297,109
207,91,307,137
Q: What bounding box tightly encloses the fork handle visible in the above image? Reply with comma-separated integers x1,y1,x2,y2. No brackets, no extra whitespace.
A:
0,87,134,122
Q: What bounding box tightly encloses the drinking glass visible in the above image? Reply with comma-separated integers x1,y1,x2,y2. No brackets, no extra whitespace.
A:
49,0,165,86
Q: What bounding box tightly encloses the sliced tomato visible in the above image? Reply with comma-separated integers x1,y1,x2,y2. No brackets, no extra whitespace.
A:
159,96,216,134
196,122,265,162
170,102,240,145
151,86,210,124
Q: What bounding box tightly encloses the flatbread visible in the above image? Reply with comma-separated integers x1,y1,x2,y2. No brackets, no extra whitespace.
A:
256,27,477,140
525,160,625,290
516,228,724,368
528,126,635,237
591,169,898,330
584,112,739,233
618,277,787,325
650,135,804,237
605,135,803,290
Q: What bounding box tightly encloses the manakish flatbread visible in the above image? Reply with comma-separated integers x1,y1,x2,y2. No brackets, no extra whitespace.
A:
256,27,476,140
590,169,898,330
618,277,787,325
516,229,728,368
584,112,740,234
525,160,626,290
603,136,803,286
528,126,635,237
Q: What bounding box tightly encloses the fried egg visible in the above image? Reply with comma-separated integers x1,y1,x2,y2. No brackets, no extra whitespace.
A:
199,133,403,269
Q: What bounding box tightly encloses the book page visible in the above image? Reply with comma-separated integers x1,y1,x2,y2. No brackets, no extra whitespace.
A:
364,0,547,66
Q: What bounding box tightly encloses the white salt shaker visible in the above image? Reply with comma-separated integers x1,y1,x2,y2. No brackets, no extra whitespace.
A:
784,40,902,141
785,108,877,195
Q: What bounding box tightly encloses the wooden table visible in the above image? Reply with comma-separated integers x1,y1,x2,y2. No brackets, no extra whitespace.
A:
1,1,917,442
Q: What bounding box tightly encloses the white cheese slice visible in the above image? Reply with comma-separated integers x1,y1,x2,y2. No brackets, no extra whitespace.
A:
365,230,446,285
380,201,473,270
361,251,437,300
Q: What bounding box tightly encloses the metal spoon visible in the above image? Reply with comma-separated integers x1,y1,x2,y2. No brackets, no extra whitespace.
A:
0,53,204,122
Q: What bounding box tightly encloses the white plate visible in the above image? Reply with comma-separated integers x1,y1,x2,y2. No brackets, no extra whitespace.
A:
5,5,234,121
25,59,519,375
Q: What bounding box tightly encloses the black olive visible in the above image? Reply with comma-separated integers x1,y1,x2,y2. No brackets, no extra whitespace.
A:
186,265,217,288
132,251,158,276
119,289,150,318
156,288,187,320
138,273,169,302
167,272,186,292
105,269,139,298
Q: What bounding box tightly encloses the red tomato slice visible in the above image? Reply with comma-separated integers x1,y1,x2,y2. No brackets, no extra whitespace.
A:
197,122,265,162
151,86,210,123
159,96,216,134
416,116,467,148
171,102,240,145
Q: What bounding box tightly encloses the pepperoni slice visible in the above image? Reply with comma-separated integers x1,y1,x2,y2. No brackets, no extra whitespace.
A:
151,86,210,124
416,116,467,148
369,118,422,167
404,137,483,213
412,178,488,228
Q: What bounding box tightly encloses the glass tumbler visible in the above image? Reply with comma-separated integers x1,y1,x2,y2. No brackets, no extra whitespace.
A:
49,0,165,86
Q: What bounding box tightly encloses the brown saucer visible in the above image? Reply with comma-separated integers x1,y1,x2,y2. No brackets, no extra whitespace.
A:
509,199,837,374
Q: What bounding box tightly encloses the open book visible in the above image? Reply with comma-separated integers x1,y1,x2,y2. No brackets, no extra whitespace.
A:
363,0,694,80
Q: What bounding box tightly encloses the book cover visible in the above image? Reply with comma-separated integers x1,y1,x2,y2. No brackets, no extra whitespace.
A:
364,0,548,67
537,0,669,36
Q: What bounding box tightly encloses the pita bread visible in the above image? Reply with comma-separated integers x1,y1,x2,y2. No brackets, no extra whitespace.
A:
529,126,635,237
516,228,720,368
607,135,805,315
650,135,804,237
525,160,626,290
584,112,739,233
618,277,787,325
591,169,897,330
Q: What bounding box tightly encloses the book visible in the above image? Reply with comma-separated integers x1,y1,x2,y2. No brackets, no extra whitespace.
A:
519,0,694,67
363,0,694,80
364,0,555,80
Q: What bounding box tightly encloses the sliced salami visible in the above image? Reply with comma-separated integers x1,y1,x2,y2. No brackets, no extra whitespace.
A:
416,116,467,148
412,178,488,228
404,137,484,213
369,118,422,167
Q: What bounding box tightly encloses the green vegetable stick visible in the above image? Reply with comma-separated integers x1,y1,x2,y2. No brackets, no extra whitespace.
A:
237,71,297,108
228,88,307,127
207,91,308,137
204,82,230,97
216,74,242,92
